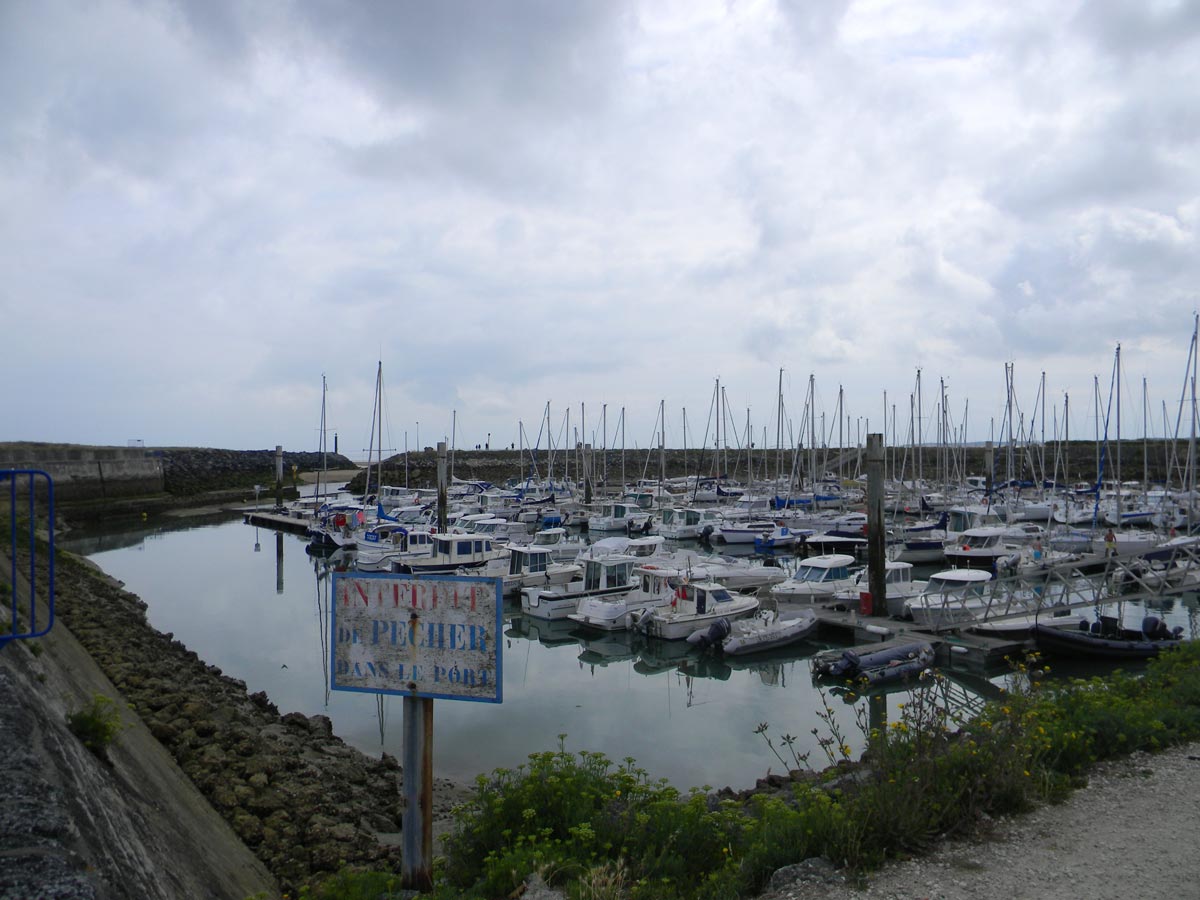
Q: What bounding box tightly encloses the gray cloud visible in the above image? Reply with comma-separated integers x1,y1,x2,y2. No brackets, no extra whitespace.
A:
3,0,1199,450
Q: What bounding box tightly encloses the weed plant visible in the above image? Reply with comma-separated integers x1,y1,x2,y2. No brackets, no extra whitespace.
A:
307,643,1200,899
66,693,123,758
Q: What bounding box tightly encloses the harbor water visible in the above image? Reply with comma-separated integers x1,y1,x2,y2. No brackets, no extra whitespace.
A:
63,513,1199,791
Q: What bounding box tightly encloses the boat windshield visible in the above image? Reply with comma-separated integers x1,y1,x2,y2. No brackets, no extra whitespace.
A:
794,564,849,582
927,577,987,598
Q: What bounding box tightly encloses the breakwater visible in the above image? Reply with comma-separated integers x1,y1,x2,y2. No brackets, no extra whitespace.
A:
0,442,164,501
0,443,357,507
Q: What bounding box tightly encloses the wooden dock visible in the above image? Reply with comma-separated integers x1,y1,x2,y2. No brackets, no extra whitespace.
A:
243,509,312,536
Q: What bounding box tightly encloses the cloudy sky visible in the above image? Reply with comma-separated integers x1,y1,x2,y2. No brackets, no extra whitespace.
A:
4,0,1199,459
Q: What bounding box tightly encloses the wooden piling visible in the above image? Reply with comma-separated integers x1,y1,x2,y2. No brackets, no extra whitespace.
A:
866,433,887,615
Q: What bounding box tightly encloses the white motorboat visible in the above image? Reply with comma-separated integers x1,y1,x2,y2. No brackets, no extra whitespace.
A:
527,526,590,562
568,564,680,632
771,554,861,603
521,555,640,621
657,507,725,540
903,569,993,629
352,523,429,572
714,519,779,545
634,580,759,641
753,523,807,551
466,545,582,597
832,560,926,617
942,527,1022,571
397,532,508,574
587,501,653,533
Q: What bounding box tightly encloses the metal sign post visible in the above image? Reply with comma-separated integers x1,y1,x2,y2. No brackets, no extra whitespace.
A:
330,444,501,890
331,571,502,888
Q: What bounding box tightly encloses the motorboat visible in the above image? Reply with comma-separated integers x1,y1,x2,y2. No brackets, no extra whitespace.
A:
520,555,640,621
527,526,590,562
396,532,508,574
568,563,681,632
754,523,807,551
771,554,861,603
586,501,653,533
634,581,759,641
714,519,780,545
903,569,993,629
466,545,582,597
657,507,724,540
832,560,926,617
942,527,1021,571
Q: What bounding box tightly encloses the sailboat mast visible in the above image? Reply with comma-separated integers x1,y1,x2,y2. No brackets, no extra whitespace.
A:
746,407,752,488
1143,377,1149,492
318,374,327,506
659,399,666,489
621,406,626,488
916,368,923,488
776,367,784,483
1064,393,1070,488
602,403,608,488
1116,344,1122,520
1189,314,1198,533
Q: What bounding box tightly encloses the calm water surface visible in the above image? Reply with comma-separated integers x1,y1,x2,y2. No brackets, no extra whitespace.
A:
68,514,1198,790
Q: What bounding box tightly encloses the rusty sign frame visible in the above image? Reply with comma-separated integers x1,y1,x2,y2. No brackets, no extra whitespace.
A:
330,571,503,703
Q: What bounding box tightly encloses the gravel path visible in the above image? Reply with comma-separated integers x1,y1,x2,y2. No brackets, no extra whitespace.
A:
761,741,1200,900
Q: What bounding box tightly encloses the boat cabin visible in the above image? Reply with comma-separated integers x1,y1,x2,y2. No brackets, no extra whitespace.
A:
532,527,567,547
673,582,735,615
509,546,553,577
789,554,857,584
583,557,637,592
922,569,992,599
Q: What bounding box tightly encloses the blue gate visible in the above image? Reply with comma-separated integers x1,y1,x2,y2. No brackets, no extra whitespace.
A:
1,469,55,649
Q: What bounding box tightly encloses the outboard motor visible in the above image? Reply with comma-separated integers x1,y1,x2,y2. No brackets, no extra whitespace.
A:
686,617,731,649
1141,615,1179,641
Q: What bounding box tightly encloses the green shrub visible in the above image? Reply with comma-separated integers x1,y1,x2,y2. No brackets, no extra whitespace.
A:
434,643,1200,898
66,693,123,757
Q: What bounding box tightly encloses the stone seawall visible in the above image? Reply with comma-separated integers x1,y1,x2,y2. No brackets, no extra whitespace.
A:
0,443,164,501
0,443,358,504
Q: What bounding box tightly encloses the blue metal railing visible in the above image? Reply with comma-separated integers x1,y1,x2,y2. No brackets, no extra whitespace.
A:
1,469,55,649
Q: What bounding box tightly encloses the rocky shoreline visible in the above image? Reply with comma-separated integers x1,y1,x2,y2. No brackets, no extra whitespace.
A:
45,550,468,895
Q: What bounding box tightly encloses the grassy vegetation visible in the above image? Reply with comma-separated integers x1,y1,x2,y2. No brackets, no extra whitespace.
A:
296,642,1200,900
66,693,124,758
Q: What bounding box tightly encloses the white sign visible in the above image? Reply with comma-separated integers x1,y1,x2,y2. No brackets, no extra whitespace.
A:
330,573,503,703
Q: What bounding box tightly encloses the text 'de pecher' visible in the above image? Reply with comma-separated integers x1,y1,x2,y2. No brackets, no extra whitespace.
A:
330,573,503,703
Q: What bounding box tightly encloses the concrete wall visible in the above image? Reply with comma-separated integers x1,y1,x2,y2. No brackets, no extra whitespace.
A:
0,443,164,501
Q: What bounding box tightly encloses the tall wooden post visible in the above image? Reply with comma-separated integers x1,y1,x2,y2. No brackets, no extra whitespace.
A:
401,442,444,890
866,433,887,615
274,445,283,511
401,695,434,891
